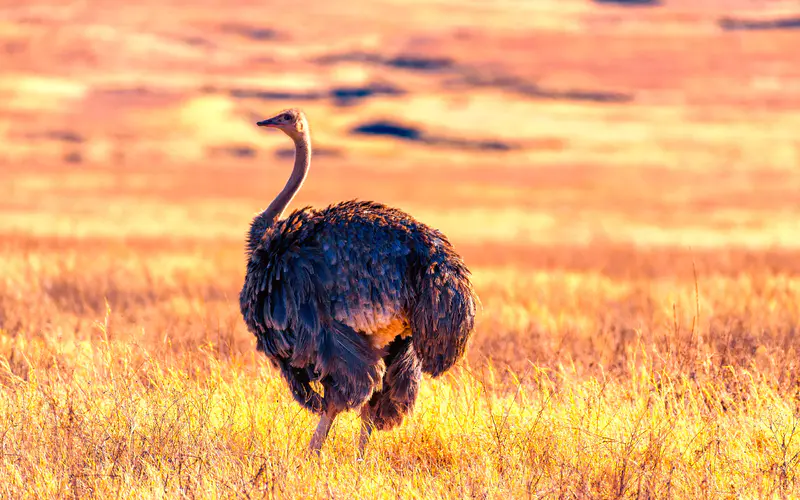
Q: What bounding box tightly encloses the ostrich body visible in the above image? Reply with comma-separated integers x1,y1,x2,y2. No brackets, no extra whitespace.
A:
239,108,478,455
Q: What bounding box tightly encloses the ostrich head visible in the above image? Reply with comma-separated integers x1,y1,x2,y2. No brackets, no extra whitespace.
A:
257,108,308,140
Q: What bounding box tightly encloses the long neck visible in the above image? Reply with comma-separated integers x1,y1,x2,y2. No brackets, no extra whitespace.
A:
262,131,311,226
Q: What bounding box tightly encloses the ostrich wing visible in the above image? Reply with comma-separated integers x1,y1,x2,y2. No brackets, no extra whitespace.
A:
240,212,386,411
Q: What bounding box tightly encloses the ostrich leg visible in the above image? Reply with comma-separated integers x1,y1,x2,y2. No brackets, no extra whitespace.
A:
309,409,338,453
358,415,375,458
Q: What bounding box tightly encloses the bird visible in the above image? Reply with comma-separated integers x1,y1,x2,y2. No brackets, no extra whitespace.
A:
238,108,478,456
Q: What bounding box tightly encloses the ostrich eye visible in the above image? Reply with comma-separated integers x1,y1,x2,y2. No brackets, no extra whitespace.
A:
281,113,291,121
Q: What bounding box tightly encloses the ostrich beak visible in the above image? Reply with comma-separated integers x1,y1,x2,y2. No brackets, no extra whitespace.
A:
257,118,277,127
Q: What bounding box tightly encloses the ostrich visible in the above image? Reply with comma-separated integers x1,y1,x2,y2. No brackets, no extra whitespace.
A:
239,108,478,456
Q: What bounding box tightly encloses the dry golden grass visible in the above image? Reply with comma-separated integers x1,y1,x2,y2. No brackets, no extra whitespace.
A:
3,0,800,497
3,234,800,498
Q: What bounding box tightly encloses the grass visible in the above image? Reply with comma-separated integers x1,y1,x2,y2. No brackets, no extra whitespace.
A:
2,234,800,498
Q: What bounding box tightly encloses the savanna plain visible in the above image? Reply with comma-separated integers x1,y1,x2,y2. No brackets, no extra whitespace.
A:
2,0,800,498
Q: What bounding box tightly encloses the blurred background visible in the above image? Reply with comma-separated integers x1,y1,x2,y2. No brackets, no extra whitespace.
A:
1,0,800,255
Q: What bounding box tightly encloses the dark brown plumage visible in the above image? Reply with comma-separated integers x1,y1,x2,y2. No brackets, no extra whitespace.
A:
238,108,478,455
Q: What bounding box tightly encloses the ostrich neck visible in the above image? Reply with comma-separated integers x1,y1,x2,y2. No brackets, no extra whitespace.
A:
263,131,311,226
